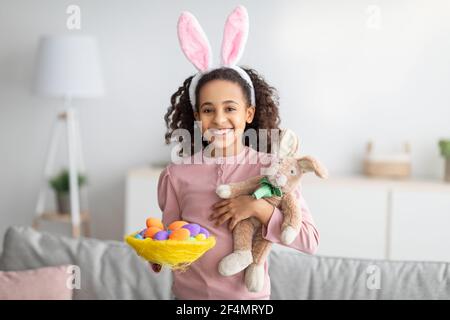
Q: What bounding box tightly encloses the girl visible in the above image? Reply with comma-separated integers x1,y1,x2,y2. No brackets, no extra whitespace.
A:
154,6,319,300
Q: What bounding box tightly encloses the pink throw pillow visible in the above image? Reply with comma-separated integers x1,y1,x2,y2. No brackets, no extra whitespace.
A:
0,265,73,300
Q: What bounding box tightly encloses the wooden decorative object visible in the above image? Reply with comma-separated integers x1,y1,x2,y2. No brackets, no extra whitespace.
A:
32,211,91,238
363,142,411,179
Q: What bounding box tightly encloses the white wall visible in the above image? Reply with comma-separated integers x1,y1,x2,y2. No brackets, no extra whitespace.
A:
1,0,450,245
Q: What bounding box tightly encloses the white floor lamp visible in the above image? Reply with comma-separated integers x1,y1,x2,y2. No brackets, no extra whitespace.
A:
32,35,104,237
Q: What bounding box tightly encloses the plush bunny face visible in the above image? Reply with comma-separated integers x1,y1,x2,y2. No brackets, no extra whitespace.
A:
266,156,328,193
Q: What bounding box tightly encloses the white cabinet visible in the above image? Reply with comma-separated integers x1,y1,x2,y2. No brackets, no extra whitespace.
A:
390,189,450,262
125,166,450,262
302,175,450,262
124,167,163,235
302,183,388,260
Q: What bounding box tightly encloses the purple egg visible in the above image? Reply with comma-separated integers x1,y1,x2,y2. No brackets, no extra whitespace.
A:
153,230,169,240
199,227,210,238
182,223,201,236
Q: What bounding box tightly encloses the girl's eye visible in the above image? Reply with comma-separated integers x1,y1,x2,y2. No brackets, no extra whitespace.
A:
226,106,236,112
202,109,213,113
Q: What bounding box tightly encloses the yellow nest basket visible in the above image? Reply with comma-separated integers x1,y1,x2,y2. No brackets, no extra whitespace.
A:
125,232,216,271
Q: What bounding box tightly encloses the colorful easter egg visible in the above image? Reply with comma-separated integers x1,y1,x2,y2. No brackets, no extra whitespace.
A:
189,237,196,241
144,226,162,239
168,220,188,231
153,230,169,240
146,218,164,229
169,228,190,241
134,233,144,240
195,234,206,241
199,227,210,238
182,223,201,236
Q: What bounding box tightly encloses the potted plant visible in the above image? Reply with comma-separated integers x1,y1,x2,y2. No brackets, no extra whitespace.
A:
439,139,450,183
49,169,87,214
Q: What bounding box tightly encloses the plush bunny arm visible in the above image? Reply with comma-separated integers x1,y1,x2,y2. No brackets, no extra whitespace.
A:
216,175,264,199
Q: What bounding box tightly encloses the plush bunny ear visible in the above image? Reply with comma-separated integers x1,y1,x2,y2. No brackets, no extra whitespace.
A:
278,129,300,159
177,11,212,72
298,156,329,179
221,5,249,66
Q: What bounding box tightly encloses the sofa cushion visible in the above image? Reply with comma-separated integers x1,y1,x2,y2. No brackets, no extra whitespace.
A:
0,265,73,300
268,247,450,299
0,226,173,300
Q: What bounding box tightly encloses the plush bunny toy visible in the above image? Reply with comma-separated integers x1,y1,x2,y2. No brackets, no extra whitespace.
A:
215,129,328,292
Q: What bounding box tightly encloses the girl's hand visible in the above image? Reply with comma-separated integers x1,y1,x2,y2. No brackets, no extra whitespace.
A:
210,195,274,230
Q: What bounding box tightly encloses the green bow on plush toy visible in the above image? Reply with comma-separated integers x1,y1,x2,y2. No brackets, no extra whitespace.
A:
252,177,283,199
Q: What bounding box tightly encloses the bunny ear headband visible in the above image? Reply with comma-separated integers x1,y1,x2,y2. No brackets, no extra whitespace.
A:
177,5,256,111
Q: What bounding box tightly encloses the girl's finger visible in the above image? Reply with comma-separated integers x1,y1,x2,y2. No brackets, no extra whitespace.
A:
229,218,237,231
212,199,230,209
209,206,230,220
215,213,233,226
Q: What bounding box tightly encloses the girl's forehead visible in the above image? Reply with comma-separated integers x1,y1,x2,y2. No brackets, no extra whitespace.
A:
199,80,247,102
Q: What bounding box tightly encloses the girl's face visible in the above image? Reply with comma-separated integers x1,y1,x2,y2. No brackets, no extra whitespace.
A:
194,80,255,154
194,79,255,154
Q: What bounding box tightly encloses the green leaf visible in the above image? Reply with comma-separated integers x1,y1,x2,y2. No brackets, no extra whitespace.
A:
48,169,87,193
439,140,450,158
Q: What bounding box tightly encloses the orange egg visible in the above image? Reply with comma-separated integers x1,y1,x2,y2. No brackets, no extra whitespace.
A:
144,226,162,239
146,218,164,229
169,228,190,240
168,220,188,231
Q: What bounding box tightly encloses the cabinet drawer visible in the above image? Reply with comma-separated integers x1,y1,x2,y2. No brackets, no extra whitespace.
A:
391,190,450,262
302,184,387,260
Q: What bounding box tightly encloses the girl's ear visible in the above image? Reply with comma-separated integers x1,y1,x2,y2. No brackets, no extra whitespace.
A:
246,105,255,123
221,5,249,66
177,11,212,72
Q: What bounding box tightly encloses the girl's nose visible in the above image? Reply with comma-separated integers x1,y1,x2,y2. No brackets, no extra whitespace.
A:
213,110,227,124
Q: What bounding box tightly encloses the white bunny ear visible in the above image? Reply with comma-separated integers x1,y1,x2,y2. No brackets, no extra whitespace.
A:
221,5,249,66
177,11,212,72
278,129,300,158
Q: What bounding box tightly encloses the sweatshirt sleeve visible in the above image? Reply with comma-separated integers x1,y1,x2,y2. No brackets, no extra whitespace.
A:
157,166,182,228
261,186,319,254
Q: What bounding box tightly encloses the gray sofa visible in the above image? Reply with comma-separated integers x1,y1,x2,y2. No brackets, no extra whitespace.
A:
1,226,449,299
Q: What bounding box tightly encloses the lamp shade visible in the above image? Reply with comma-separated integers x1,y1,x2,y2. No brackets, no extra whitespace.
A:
33,35,104,98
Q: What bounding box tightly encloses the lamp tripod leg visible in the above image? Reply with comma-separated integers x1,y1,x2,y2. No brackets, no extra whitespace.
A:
66,106,81,237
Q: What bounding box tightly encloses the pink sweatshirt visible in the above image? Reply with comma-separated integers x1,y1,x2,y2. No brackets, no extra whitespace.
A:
157,145,319,300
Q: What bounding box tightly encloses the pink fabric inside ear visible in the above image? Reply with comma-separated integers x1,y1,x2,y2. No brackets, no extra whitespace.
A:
222,5,248,66
177,12,211,72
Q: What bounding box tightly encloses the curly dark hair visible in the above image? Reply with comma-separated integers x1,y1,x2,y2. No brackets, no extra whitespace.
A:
164,67,281,156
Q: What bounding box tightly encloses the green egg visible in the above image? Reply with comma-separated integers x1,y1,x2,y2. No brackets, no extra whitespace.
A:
189,236,196,241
